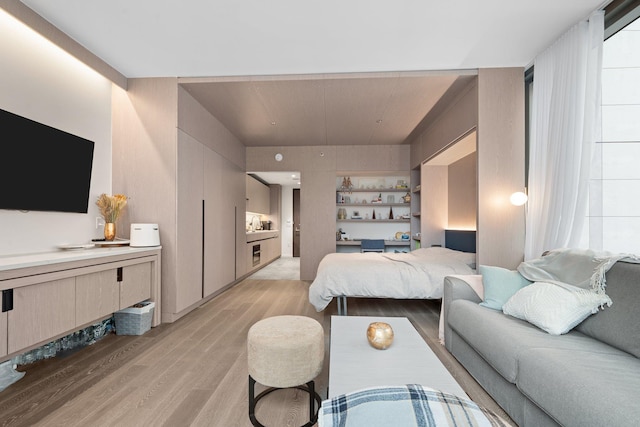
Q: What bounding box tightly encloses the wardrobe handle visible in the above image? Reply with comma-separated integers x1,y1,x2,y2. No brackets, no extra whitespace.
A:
2,289,13,312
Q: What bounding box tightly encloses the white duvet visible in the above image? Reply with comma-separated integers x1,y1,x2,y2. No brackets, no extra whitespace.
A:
308,247,476,311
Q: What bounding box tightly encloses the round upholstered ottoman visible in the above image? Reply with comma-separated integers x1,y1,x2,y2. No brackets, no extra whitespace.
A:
247,315,324,427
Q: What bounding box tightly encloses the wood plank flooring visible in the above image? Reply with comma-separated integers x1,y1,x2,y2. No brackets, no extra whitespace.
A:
0,277,514,426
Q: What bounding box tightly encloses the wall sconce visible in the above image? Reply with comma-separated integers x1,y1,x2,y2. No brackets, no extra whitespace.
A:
510,191,528,206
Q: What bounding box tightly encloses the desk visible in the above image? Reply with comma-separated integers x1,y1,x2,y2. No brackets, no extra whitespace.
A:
335,240,410,253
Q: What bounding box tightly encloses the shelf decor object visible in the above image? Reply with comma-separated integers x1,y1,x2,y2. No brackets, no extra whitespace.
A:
104,223,116,241
96,193,128,241
340,176,353,192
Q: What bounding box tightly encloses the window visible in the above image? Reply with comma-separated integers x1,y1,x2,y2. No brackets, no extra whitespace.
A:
525,2,640,255
589,15,640,254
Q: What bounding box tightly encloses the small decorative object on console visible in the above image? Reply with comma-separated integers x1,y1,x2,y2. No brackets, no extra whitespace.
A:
367,322,394,350
96,193,128,241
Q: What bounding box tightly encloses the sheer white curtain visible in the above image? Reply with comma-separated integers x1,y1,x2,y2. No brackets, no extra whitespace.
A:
525,11,604,260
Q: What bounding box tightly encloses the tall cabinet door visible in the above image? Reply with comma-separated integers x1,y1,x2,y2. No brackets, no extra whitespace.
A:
229,162,248,279
176,135,204,313
203,147,241,296
203,146,223,297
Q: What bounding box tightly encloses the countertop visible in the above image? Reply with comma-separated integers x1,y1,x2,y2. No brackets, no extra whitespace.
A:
0,246,162,272
246,230,279,242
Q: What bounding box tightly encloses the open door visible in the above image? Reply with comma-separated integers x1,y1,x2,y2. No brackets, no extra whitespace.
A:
293,189,300,257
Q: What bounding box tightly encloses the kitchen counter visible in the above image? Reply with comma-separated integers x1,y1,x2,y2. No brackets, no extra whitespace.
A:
246,230,279,243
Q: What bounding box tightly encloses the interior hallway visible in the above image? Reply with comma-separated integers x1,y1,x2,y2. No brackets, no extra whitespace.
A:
248,256,300,280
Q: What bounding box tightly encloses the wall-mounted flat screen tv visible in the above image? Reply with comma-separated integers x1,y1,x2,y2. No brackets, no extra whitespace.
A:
0,108,95,213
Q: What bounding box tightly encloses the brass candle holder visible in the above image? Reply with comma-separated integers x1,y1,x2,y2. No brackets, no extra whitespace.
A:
366,322,394,350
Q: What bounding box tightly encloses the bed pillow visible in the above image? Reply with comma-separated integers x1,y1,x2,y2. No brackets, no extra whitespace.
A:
478,265,531,310
413,247,476,268
502,281,612,335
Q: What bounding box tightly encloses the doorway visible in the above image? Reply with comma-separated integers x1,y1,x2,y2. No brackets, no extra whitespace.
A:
293,189,300,257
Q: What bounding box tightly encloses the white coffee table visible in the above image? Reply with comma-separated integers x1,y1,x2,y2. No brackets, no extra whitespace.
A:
328,315,468,399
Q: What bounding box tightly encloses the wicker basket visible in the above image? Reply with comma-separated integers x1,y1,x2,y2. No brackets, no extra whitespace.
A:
114,301,155,336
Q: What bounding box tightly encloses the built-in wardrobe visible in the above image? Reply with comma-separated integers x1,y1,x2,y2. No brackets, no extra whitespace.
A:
112,79,247,323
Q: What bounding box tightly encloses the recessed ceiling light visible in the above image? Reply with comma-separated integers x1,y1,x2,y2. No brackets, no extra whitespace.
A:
275,153,283,162
376,119,383,124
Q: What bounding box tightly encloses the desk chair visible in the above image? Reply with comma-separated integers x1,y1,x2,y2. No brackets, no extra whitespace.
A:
360,239,385,253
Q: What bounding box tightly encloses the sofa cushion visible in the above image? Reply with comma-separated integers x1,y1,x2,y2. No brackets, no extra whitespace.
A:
517,347,640,427
478,265,531,310
574,260,640,357
502,281,611,335
447,300,627,383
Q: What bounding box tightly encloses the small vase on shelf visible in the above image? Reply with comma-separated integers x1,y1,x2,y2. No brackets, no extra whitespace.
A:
104,223,116,241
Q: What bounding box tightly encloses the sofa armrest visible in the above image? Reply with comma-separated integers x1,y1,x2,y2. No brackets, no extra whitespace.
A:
444,275,483,304
442,275,483,350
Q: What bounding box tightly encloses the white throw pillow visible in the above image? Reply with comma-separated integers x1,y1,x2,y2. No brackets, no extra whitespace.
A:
502,281,612,335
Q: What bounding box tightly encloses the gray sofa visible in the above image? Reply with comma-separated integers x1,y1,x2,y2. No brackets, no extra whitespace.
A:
443,260,640,427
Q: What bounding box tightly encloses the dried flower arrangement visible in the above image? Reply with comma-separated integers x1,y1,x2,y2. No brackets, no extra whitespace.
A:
96,193,128,223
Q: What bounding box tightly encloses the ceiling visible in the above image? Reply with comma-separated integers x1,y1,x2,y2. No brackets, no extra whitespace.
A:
16,0,606,151
180,72,467,147
16,0,607,153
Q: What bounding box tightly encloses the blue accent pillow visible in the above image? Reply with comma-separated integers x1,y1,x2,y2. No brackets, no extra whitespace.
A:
479,265,532,310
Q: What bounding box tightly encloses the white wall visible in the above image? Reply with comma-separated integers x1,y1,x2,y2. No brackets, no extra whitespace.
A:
0,10,113,256
280,185,295,257
590,18,640,255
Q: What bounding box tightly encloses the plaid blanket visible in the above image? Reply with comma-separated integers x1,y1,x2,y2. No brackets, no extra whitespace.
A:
319,384,511,427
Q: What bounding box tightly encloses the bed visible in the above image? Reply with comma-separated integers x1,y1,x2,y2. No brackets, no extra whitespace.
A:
309,230,476,313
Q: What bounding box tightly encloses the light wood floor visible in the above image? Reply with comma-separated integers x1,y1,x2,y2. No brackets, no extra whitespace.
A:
0,277,514,426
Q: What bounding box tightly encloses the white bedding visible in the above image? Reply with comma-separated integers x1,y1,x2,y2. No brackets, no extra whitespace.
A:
308,247,476,311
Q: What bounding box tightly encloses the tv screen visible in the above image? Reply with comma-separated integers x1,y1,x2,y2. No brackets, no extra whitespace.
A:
0,108,95,213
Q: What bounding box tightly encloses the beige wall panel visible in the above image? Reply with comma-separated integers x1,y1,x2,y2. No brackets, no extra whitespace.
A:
336,145,410,172
410,80,478,169
177,87,245,170
300,171,337,280
421,165,448,248
448,152,477,230
112,78,178,320
246,146,338,172
477,68,525,268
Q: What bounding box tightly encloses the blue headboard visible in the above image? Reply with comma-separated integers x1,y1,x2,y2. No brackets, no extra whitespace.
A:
445,230,476,253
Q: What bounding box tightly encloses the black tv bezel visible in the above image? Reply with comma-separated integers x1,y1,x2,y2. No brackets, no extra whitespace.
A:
0,108,95,214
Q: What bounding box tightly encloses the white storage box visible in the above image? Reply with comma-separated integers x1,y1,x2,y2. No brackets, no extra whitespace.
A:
130,223,160,247
114,301,155,335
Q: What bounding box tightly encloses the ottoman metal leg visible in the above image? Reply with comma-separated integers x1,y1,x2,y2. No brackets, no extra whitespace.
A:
248,375,322,427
